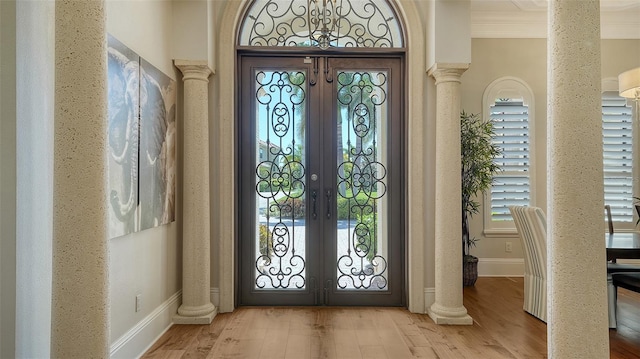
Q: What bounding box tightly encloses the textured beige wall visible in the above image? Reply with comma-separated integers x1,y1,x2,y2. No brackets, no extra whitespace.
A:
461,38,640,260
547,1,609,354
51,1,110,355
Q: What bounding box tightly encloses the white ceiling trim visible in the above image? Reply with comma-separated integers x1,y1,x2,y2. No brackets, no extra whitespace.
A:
511,0,546,11
471,11,640,39
505,0,640,11
471,11,546,38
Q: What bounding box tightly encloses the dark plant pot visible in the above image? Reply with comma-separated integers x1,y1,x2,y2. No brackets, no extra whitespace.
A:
463,255,479,286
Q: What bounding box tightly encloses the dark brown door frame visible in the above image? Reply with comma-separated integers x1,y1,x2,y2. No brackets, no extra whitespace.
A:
236,51,405,307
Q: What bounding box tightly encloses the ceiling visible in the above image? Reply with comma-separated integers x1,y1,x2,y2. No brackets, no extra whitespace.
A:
470,0,640,38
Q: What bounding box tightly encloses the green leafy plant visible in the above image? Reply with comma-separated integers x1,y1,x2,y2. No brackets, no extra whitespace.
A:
461,111,501,258
355,212,378,263
259,224,273,258
269,197,306,219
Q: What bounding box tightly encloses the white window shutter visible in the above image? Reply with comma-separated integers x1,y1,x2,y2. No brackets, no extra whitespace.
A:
602,91,633,222
490,100,531,221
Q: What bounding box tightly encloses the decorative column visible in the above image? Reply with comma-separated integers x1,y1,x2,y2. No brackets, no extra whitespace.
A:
173,60,217,324
427,63,473,325
547,0,609,356
51,0,110,357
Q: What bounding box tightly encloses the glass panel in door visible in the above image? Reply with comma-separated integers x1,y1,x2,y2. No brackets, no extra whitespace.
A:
239,57,319,306
239,56,403,306
335,70,389,290
254,70,307,290
323,58,403,306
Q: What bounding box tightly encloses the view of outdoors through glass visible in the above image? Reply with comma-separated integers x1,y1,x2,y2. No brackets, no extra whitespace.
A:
252,69,389,291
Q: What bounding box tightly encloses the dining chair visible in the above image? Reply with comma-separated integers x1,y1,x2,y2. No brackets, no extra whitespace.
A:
607,263,640,328
611,272,640,326
604,204,640,327
605,204,614,235
509,205,547,322
607,262,640,328
612,272,640,294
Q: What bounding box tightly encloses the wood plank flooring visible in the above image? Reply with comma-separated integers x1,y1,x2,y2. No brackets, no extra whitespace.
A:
142,277,640,358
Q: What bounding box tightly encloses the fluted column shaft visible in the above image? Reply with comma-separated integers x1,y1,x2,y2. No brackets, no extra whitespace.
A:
174,60,217,324
427,63,473,325
52,1,109,357
547,0,609,356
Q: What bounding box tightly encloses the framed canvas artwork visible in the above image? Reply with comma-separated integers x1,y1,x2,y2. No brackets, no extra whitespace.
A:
139,58,177,230
107,34,140,239
107,34,176,239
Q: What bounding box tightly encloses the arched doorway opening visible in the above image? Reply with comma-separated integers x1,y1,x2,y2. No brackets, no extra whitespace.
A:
237,0,405,306
215,0,429,313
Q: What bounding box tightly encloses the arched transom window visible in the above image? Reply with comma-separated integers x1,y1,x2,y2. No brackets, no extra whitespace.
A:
238,0,404,48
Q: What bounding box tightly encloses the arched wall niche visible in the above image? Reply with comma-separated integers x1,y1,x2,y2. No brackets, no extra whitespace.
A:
214,0,431,313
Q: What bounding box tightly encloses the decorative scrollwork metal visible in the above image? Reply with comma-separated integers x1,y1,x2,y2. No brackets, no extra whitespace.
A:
239,0,403,48
335,71,388,290
254,70,308,289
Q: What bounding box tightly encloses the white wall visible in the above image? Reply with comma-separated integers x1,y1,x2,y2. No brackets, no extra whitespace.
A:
172,0,210,65
0,1,17,357
107,1,175,76
14,1,55,357
106,1,181,356
109,224,180,358
461,38,640,265
428,0,471,68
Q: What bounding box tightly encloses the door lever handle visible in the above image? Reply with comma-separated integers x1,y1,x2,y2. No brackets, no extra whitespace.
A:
311,190,318,219
325,189,332,219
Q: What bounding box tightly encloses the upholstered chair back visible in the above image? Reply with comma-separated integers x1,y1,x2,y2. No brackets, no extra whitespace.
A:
509,205,547,322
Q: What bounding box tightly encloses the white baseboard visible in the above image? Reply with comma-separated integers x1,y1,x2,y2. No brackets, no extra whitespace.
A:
110,291,181,359
109,288,220,358
478,258,524,277
424,287,435,313
211,287,220,307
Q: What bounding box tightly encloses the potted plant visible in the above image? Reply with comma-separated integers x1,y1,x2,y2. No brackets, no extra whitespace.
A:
461,111,501,286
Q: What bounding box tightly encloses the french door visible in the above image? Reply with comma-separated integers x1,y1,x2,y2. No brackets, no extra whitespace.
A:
238,54,404,306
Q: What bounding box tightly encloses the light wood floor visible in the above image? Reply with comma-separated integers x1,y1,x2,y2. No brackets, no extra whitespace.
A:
142,277,640,358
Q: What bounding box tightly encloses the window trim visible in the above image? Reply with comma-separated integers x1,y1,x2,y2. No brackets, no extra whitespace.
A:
481,76,535,235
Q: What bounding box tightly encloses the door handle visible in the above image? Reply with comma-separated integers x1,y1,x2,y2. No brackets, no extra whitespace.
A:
311,190,318,219
325,189,332,219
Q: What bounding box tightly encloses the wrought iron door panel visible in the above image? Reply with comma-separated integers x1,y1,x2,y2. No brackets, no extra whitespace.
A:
335,70,389,290
239,55,403,306
240,57,319,306
254,70,308,290
323,57,403,306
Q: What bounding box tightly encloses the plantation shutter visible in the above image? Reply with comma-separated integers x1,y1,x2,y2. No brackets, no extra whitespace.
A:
602,91,633,222
490,99,530,221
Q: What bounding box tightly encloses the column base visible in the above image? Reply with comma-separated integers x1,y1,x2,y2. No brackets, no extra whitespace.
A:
174,303,218,325
428,303,473,325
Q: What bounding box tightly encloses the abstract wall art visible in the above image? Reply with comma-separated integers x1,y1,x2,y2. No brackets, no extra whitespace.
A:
139,58,177,230
107,34,176,239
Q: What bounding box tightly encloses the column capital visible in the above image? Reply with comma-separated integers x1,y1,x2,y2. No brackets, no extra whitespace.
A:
427,63,469,85
174,59,213,82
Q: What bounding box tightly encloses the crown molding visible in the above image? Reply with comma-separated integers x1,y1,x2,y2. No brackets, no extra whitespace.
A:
471,11,546,38
495,0,640,12
511,0,546,11
471,10,640,39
